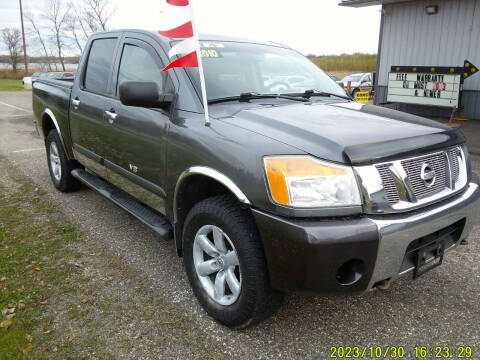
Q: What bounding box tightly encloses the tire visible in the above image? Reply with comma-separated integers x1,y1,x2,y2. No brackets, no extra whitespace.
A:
352,88,358,100
46,130,81,192
183,195,283,329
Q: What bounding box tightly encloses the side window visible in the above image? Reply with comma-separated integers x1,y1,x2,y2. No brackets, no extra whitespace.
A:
84,38,117,94
117,44,166,95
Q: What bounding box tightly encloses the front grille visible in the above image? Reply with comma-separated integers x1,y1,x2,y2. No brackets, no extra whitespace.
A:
401,152,448,199
449,148,460,183
375,147,462,205
376,164,400,203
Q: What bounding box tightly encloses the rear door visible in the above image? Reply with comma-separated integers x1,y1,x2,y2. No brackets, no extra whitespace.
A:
102,37,172,214
70,36,120,176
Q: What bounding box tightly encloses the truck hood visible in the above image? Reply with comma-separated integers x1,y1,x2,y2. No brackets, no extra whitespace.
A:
217,101,465,165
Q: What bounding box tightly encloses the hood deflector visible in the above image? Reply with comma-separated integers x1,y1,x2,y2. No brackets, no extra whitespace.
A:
344,129,465,165
344,104,465,165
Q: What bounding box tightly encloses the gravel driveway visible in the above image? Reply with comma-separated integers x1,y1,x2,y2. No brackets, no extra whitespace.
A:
1,91,479,359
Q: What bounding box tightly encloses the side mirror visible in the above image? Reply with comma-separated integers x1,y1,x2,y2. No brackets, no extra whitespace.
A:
119,81,173,108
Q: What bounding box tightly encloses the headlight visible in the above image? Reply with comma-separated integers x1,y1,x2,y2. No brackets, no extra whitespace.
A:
263,156,361,208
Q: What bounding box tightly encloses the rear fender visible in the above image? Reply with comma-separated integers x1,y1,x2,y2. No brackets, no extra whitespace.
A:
41,108,73,159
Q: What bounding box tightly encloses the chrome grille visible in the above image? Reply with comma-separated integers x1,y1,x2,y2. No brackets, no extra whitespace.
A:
401,152,448,199
374,147,463,205
376,164,400,203
449,148,460,182
355,146,468,214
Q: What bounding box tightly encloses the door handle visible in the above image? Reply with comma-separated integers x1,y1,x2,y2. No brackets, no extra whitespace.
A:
104,110,118,123
72,99,80,109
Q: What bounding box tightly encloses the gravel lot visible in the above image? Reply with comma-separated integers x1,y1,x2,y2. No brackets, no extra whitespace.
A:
1,91,479,359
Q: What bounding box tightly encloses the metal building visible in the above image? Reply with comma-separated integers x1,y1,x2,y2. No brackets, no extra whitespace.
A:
340,0,480,120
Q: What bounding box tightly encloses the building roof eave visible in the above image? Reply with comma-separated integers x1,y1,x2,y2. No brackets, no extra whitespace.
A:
339,0,415,8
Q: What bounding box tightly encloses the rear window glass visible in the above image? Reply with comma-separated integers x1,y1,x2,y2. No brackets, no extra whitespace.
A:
84,38,117,94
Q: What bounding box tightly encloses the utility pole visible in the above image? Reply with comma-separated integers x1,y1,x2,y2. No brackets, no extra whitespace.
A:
19,0,28,74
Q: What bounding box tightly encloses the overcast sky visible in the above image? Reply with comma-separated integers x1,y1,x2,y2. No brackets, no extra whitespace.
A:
1,0,381,56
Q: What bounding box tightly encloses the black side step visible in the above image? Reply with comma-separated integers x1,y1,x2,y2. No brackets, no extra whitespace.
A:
71,169,173,240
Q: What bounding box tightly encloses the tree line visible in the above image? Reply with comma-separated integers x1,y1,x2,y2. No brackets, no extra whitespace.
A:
1,0,115,73
308,53,377,73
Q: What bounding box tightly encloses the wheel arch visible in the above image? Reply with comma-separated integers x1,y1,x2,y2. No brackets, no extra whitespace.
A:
41,108,76,160
173,167,252,255
41,109,65,147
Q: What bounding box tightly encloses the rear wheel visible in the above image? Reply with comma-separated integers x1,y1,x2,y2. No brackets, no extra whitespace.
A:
183,195,283,329
46,130,81,192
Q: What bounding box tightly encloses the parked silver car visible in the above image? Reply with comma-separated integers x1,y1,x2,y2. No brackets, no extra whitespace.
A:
341,72,373,98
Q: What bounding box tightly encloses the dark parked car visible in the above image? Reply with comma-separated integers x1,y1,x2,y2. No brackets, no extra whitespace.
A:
45,72,76,81
32,30,480,329
328,74,346,89
31,72,50,82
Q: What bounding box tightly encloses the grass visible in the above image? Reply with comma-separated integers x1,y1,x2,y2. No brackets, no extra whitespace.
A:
0,156,223,359
0,79,24,91
0,70,30,80
310,53,377,73
0,162,81,358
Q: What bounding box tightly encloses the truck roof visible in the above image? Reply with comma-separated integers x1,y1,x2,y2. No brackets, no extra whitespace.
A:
94,29,289,48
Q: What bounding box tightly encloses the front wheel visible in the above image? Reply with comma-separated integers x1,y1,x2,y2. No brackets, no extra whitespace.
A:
352,88,358,100
183,195,283,329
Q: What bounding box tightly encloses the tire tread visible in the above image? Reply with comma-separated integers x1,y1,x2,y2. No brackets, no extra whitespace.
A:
183,194,283,329
46,130,82,192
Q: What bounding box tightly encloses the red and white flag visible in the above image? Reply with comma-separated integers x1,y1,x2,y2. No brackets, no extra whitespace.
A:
159,0,210,125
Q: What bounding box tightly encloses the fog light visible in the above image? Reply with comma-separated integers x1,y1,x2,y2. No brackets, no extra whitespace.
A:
336,259,365,286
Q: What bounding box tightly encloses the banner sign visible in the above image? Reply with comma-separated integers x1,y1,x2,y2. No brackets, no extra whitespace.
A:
387,72,461,108
355,91,372,104
387,60,478,109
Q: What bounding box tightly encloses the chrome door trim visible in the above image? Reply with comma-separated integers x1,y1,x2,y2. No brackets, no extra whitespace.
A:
173,166,251,221
73,149,109,180
104,159,167,215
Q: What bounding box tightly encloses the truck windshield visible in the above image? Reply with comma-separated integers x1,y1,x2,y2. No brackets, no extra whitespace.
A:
186,41,347,102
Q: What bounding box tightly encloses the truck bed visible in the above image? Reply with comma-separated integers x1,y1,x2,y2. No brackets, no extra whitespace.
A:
32,79,74,157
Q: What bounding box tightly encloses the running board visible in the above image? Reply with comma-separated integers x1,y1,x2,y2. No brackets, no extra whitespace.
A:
71,169,173,240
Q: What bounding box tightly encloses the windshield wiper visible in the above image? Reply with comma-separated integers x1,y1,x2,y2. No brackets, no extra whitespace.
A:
289,90,352,101
208,92,309,104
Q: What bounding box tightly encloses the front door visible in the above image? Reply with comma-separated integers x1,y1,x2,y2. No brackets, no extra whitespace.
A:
102,38,171,214
70,36,120,177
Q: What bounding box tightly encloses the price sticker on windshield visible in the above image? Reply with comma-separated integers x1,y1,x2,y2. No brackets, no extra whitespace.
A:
201,49,221,58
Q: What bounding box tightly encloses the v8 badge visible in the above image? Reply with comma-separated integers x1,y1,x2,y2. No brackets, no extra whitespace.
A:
129,164,138,174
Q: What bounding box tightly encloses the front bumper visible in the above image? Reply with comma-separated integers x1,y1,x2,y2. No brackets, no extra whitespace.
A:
252,177,480,294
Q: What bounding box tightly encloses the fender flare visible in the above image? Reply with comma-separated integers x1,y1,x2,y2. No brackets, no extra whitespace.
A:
41,108,70,156
173,166,251,222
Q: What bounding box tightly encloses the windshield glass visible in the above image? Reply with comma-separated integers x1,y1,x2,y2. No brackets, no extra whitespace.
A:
186,41,347,101
342,74,362,82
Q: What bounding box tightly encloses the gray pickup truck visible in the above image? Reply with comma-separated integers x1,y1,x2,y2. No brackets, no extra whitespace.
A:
33,30,479,329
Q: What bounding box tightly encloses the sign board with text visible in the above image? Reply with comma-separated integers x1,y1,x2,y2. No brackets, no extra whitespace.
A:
387,73,461,108
355,91,372,103
387,61,478,109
